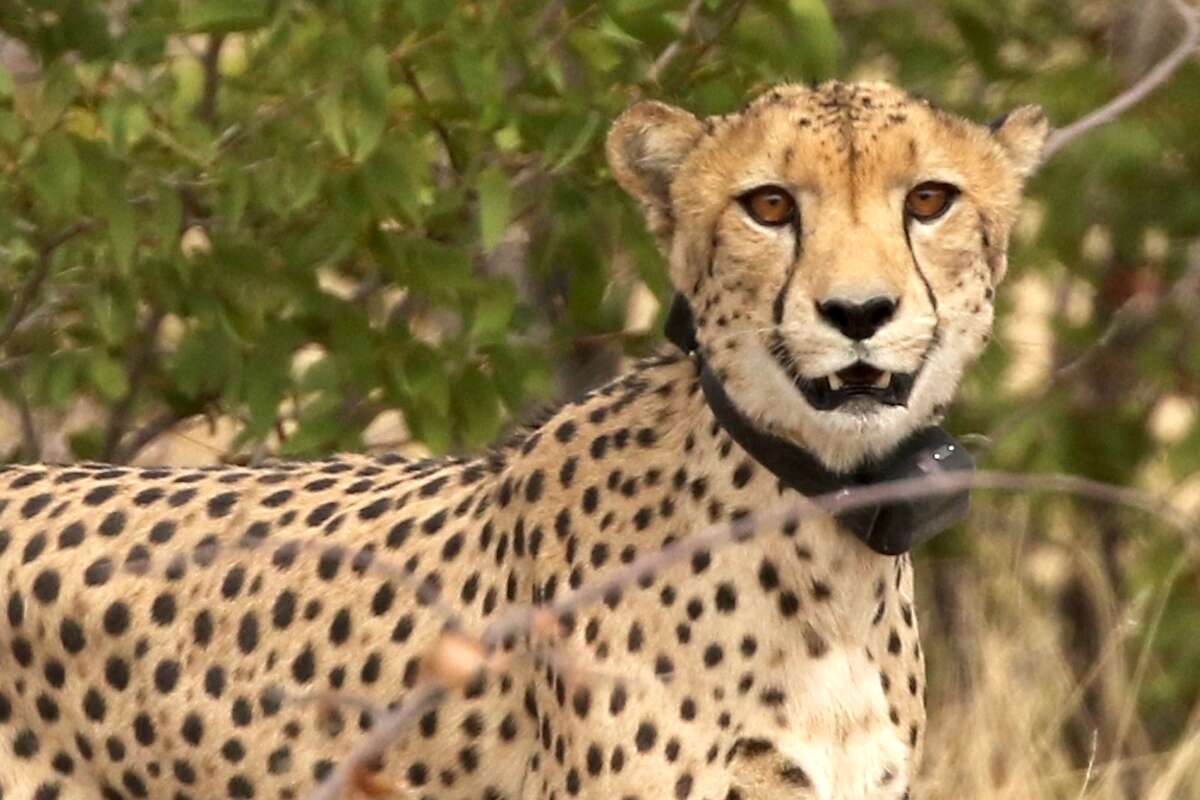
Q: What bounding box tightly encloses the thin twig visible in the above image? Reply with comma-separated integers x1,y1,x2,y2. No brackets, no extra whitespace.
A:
647,0,708,84
1043,0,1200,160
401,64,462,176
115,409,186,464
988,255,1200,445
0,222,94,349
197,34,226,127
1076,729,1100,799
299,466,1195,799
13,382,39,461
306,683,446,800
102,308,165,463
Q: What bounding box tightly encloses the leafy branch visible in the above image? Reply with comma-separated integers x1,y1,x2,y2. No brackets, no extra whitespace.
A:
0,221,94,351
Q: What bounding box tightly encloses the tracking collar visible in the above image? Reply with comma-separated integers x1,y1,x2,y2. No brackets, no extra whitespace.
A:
665,293,973,556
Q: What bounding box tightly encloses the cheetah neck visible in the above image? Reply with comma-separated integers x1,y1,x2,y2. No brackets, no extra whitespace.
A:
664,293,974,555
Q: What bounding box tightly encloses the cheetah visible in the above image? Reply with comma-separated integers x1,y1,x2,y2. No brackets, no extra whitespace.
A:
0,81,1047,800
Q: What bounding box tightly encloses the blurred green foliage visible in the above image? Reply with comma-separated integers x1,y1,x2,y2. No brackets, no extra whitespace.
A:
1,0,1199,759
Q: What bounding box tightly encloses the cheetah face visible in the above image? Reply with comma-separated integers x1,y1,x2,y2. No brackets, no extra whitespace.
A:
608,81,1048,472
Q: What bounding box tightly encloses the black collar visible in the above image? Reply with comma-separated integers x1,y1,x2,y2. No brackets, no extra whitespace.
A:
665,293,972,556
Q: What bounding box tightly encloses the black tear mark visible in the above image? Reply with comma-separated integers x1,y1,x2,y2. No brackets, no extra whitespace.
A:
773,236,803,326
902,220,940,324
988,112,1010,132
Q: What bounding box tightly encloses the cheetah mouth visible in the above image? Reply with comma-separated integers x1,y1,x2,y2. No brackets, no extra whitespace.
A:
769,334,918,411
798,363,917,411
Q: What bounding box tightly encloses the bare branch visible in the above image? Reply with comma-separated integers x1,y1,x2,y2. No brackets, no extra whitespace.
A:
102,308,166,463
13,382,40,461
292,465,1194,800
647,0,707,84
1043,0,1200,160
0,221,94,350
197,34,227,127
306,683,446,800
988,255,1200,445
114,409,186,464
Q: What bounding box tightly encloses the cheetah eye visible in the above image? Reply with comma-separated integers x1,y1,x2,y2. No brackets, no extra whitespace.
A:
904,182,959,223
738,185,797,227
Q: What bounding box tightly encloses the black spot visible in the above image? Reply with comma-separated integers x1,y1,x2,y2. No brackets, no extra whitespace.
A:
778,591,800,616
105,657,130,691
525,470,545,502
99,510,127,536
421,510,447,535
758,559,780,591
14,728,41,758
82,689,106,722
6,591,23,626
221,565,247,598
329,608,352,645
147,520,176,544
154,659,180,693
21,493,53,518
204,666,225,698
103,601,131,635
703,643,724,667
133,713,156,746
82,485,117,506
590,435,609,460
58,522,85,549
237,613,259,654
292,646,316,683
181,713,204,745
634,721,657,752
272,591,297,629
306,501,339,527
35,693,60,722
715,582,737,612
150,593,176,626
22,532,47,563
59,618,86,653
84,557,114,586
192,610,214,647
32,569,60,604
231,697,253,726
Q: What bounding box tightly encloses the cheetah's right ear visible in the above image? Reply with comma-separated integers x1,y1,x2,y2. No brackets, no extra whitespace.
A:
607,101,705,243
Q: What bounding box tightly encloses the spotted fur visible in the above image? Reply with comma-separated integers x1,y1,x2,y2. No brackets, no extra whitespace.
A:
0,81,1046,800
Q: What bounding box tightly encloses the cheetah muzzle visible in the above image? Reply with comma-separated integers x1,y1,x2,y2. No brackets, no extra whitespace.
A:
0,80,1048,800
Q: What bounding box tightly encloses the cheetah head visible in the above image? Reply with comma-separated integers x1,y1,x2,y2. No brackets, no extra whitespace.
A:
608,81,1048,472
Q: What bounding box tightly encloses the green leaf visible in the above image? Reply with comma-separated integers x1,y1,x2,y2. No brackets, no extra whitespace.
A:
106,194,136,273
29,132,82,217
477,167,512,252
317,92,350,157
453,365,501,449
88,355,129,401
181,0,271,33
0,67,13,100
471,280,517,343
403,343,450,417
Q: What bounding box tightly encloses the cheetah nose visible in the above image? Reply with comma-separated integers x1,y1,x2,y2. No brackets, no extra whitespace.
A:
815,296,898,341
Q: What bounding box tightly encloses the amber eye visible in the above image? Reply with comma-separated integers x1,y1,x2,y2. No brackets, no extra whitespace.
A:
905,182,959,222
739,186,797,227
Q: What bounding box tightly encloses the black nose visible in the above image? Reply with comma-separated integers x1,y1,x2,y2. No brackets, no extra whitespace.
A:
816,296,898,341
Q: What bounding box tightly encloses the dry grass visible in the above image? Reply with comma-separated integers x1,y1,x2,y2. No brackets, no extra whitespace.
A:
915,496,1200,800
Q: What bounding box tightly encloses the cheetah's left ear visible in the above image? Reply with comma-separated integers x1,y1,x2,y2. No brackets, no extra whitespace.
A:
991,105,1050,179
607,100,705,243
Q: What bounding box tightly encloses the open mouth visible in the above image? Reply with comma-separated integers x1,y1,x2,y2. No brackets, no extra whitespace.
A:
796,362,916,411
768,334,920,412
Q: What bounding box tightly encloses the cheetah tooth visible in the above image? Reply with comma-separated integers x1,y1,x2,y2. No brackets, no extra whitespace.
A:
828,373,844,390
875,371,892,388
